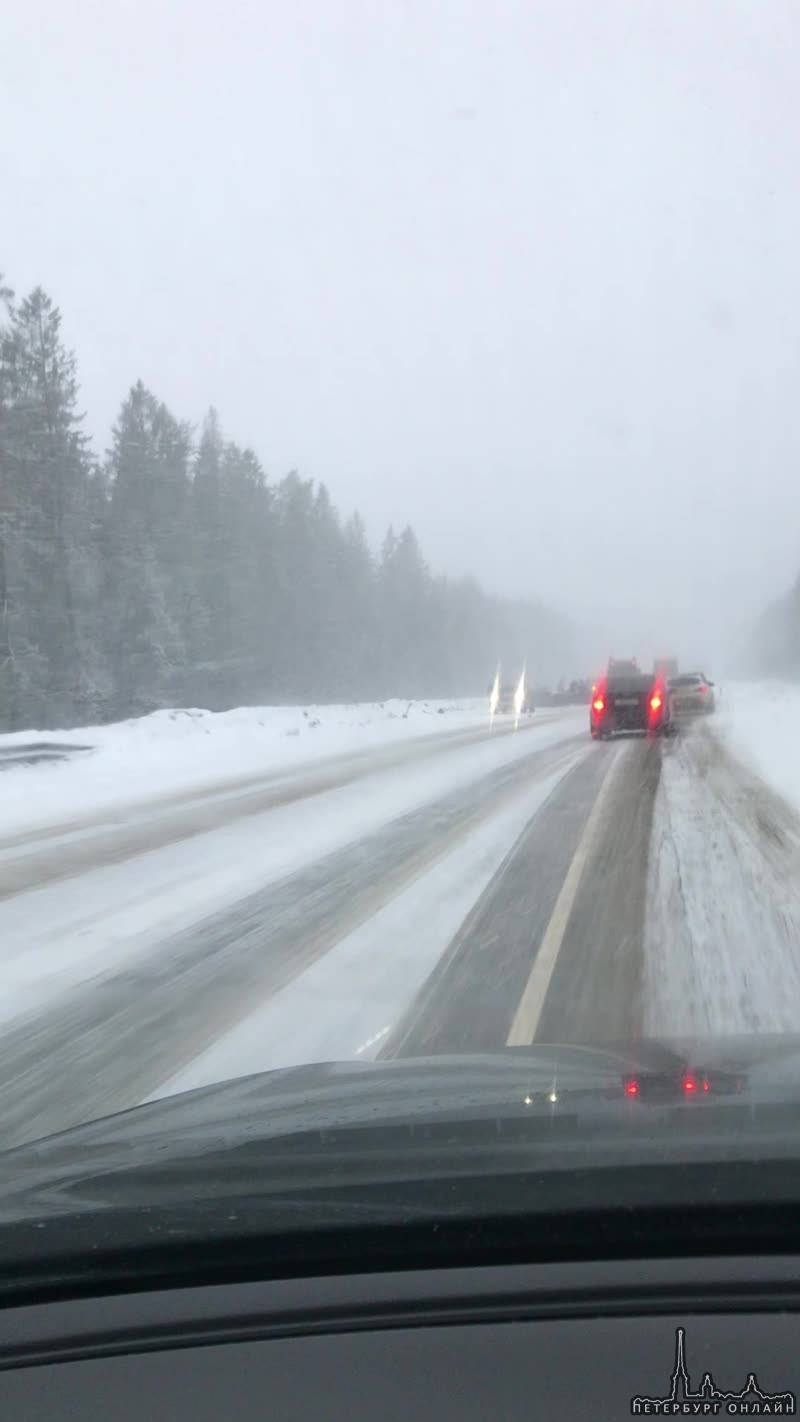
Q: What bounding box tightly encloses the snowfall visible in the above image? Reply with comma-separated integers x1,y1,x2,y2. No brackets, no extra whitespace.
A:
1,681,799,1108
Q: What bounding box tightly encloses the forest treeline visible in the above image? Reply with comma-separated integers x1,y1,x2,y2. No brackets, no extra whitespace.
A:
0,276,574,730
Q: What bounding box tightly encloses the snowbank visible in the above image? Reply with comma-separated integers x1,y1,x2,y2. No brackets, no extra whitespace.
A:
714,681,800,816
0,698,492,836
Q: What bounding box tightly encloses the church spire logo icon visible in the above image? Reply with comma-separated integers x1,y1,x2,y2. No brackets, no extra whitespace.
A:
631,1327,795,1415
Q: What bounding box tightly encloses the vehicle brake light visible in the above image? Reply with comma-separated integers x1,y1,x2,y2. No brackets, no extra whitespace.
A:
699,685,707,694
650,693,662,711
592,697,605,712
702,1080,710,1092
682,1075,697,1093
624,1079,639,1097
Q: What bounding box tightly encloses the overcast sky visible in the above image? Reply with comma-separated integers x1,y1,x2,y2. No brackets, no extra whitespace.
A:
4,0,800,670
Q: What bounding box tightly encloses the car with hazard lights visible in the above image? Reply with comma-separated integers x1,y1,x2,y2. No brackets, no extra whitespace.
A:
590,661,673,739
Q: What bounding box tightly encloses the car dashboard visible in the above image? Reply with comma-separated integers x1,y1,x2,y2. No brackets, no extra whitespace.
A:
1,1253,799,1420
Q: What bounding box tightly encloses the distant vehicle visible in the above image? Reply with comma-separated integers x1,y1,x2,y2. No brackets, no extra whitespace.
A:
654,657,679,681
668,672,716,714
496,681,534,715
531,680,590,707
607,657,639,676
590,662,673,739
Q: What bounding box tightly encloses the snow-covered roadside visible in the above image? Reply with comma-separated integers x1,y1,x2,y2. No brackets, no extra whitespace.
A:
644,720,800,1035
713,681,800,818
0,698,492,839
643,682,800,1033
0,710,586,1031
151,751,585,1098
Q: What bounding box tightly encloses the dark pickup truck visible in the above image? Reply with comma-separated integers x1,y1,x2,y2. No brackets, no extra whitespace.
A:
590,663,672,739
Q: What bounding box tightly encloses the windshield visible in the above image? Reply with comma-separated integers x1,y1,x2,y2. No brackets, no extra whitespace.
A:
2,0,800,1244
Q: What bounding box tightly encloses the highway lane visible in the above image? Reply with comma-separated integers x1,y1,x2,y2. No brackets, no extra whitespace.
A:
382,713,800,1061
3,709,786,1152
0,711,566,901
0,723,587,1148
383,734,662,1057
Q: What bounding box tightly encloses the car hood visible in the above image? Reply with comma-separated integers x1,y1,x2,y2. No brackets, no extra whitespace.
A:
3,1036,800,1224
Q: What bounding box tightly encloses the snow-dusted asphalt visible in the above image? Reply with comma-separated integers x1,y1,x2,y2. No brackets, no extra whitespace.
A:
2,697,800,1148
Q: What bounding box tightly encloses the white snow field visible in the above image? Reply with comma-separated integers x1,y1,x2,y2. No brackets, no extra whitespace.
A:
714,681,800,818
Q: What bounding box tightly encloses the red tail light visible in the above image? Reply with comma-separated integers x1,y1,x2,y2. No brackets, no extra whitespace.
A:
682,1075,697,1093
592,697,605,713
650,693,662,712
699,685,707,694
624,1079,640,1097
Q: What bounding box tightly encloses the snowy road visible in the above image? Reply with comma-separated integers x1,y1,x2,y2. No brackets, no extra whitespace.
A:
2,696,800,1148
0,711,572,900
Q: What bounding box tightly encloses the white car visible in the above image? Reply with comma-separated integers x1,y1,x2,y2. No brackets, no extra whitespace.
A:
668,672,716,714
